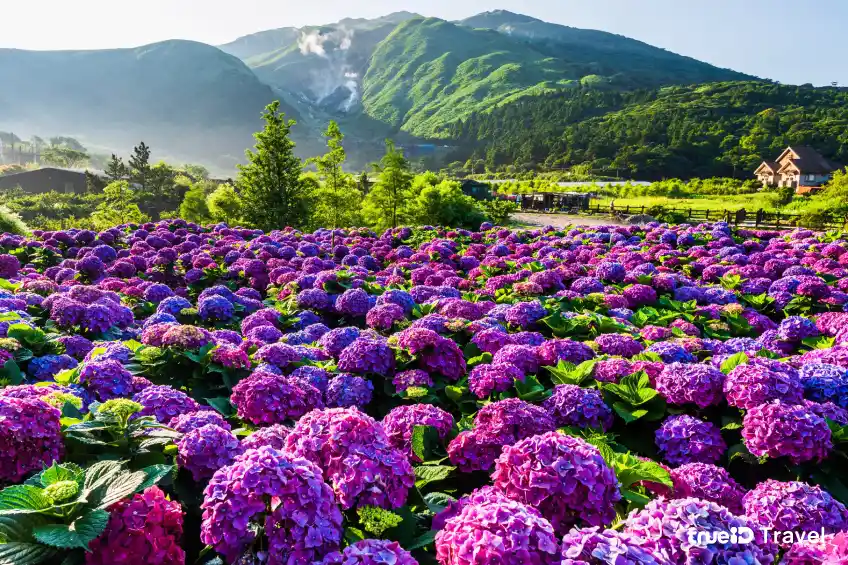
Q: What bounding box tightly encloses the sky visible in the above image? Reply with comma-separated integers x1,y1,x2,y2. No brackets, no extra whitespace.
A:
2,0,846,86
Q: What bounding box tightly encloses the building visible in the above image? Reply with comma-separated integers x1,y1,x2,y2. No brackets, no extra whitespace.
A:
517,192,590,212
0,167,89,194
459,179,492,200
755,146,839,193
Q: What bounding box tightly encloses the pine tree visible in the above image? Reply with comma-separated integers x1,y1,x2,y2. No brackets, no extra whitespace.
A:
104,154,128,183
129,142,151,191
308,121,358,229
237,101,307,231
363,140,413,229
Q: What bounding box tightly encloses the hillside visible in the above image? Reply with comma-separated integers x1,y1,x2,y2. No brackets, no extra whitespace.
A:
447,82,848,179
0,40,291,168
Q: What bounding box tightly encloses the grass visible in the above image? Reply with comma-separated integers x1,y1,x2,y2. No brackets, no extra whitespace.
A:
592,193,780,212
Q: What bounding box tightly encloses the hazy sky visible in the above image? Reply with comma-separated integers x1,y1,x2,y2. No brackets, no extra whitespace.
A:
2,0,846,86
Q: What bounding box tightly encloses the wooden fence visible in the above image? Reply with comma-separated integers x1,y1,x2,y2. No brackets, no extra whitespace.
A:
577,204,845,230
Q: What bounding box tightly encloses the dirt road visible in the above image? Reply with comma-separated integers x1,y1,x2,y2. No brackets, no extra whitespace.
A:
514,213,625,229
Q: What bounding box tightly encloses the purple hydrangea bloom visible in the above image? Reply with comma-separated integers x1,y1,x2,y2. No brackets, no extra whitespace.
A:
468,362,523,398
365,303,405,331
197,295,235,322
560,527,661,565
655,362,725,408
336,288,371,317
542,384,614,430
325,375,374,409
799,363,848,408
778,316,820,342
337,338,396,377
669,462,747,514
78,359,134,401
646,341,695,364
724,363,804,409
742,401,832,464
241,424,291,451
317,539,418,565
595,262,627,283
0,396,63,482
200,447,343,564
254,342,302,369
594,333,644,358
624,497,777,565
177,423,244,481
536,339,595,366
435,499,560,565
27,354,78,381
504,300,547,329
493,431,620,534
168,410,231,433
743,480,848,548
133,385,201,423
392,369,433,393
492,344,539,376
58,335,94,359
161,325,211,350
655,414,726,465
382,404,454,461
231,371,323,425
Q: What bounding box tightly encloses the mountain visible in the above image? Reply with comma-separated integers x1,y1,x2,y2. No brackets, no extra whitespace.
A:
446,81,848,179
0,40,289,169
459,11,752,87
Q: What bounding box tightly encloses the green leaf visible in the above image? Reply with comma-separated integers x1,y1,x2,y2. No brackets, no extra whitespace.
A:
204,397,234,417
89,471,146,510
344,527,365,544
620,489,652,507
136,465,175,492
827,420,848,443
411,426,428,463
720,352,749,375
356,506,403,537
445,386,466,403
546,359,596,386
406,530,437,550
0,542,58,565
414,465,455,489
0,486,52,516
39,463,84,488
423,492,456,514
32,509,109,550
610,452,672,489
2,359,22,385
514,374,550,402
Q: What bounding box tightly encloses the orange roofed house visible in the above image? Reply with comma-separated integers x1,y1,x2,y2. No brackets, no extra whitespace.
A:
755,146,840,195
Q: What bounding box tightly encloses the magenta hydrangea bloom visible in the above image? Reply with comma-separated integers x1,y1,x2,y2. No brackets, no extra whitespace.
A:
742,401,832,463
396,327,467,380
337,338,396,377
780,531,848,564
283,408,415,510
231,371,323,425
541,385,614,430
177,424,244,481
241,424,291,451
78,359,134,401
317,539,419,565
468,362,524,398
211,344,250,369
743,480,848,548
200,447,343,564
560,527,661,565
624,497,777,565
366,303,406,331
492,344,540,376
0,396,63,483
435,499,561,565
432,486,511,531
724,364,804,409
161,324,211,350
655,414,726,465
669,462,747,514
392,369,433,393
382,404,454,461
536,339,595,366
168,410,231,433
319,326,361,358
86,487,184,565
655,362,725,408
492,431,620,534
254,342,302,369
133,385,201,423
594,333,644,358
448,399,556,472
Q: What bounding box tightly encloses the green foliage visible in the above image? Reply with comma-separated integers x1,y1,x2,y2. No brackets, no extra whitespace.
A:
238,101,309,231
0,206,30,236
206,184,243,224
601,372,666,423
90,181,149,230
0,461,169,565
308,122,362,229
356,506,403,537
362,140,414,229
481,199,518,225
179,182,211,224
406,178,486,229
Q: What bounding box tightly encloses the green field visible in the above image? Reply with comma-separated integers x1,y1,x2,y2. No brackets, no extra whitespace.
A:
592,193,780,213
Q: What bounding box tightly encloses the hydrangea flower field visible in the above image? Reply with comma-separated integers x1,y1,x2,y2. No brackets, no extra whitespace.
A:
2,219,848,565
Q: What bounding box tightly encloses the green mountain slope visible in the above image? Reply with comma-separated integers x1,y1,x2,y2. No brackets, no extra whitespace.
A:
0,40,289,168
459,10,753,88
447,81,848,179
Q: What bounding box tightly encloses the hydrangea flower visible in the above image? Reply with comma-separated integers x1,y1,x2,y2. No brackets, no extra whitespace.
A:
78,359,134,401
325,375,374,409
337,338,396,377
241,424,291,451
799,363,848,408
594,333,644,358
780,531,848,564
177,424,244,481
655,362,725,407
536,339,595,366
560,527,661,565
742,401,832,463
724,364,804,409
168,410,230,433
382,404,454,461
492,431,620,534
133,385,201,423
200,447,343,564
0,396,63,482
669,462,747,514
392,369,433,393
541,385,613,430
468,362,523,398
231,371,323,425
655,414,726,465
435,499,560,565
743,480,848,548
317,539,419,565
86,487,184,565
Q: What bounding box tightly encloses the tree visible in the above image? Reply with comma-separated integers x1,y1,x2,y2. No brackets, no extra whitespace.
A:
179,182,211,224
207,184,243,224
181,164,210,180
129,142,151,191
308,121,361,229
90,181,149,229
357,171,371,194
363,140,413,229
104,154,129,183
237,101,308,231
41,146,89,169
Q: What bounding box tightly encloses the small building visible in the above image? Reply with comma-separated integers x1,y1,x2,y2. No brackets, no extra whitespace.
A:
0,167,88,194
517,192,590,212
459,179,492,200
755,146,839,193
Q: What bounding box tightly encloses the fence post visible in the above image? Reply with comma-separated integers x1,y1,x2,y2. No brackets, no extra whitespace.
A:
625,205,630,214
776,211,781,228
688,209,692,219
641,206,645,214
705,210,710,221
